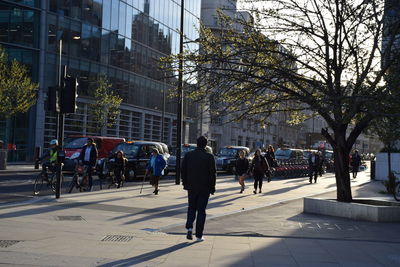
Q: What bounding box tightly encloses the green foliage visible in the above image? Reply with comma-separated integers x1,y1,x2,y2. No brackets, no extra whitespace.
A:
89,76,123,133
0,45,38,118
383,171,397,194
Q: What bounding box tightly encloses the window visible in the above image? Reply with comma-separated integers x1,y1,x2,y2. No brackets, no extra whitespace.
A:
102,0,111,30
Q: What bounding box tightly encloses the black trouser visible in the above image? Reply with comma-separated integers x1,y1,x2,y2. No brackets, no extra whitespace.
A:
352,165,359,178
42,162,56,177
113,167,124,185
309,165,318,181
186,190,210,238
83,162,94,189
253,173,263,190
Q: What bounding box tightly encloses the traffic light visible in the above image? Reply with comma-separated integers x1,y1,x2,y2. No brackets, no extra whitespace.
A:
60,76,78,114
47,86,60,113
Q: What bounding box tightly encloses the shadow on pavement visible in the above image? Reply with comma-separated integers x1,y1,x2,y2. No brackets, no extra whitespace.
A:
97,242,196,267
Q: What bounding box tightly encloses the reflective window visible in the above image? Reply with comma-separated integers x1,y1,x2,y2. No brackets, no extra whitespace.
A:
91,26,101,61
125,5,132,40
71,0,82,19
81,23,91,59
47,14,57,52
92,0,102,26
100,29,110,64
102,0,111,29
110,0,119,32
70,20,81,57
118,1,126,36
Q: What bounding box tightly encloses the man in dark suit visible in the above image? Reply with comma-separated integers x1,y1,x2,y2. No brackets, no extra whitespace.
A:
79,138,98,191
308,151,320,183
182,136,216,241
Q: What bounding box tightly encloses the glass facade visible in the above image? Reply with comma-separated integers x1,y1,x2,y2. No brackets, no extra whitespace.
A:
0,0,201,161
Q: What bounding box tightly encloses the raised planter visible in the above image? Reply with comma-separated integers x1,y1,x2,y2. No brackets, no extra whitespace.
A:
304,197,400,222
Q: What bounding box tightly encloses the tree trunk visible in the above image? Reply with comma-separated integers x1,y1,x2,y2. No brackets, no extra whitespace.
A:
333,131,352,202
387,144,392,175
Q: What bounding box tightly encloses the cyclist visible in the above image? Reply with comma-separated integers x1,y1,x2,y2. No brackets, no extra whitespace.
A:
78,138,98,191
37,139,59,181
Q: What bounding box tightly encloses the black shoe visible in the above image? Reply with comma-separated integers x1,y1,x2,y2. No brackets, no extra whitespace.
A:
267,177,271,183
239,189,243,194
259,189,262,193
253,190,257,194
154,189,159,195
186,230,193,240
309,178,312,184
314,179,317,183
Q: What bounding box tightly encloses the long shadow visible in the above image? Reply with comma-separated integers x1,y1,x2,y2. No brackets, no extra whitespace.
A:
121,194,252,225
97,242,195,267
0,195,128,219
262,184,307,196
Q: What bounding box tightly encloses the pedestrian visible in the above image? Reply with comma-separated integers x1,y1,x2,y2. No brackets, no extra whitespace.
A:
318,151,324,177
235,150,249,193
249,149,270,194
145,148,167,195
113,151,127,188
265,145,276,181
308,151,320,183
78,138,98,191
182,136,216,241
351,150,361,179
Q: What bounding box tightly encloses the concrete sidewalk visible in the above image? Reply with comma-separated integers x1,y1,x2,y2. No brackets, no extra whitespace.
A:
0,170,399,266
0,163,37,174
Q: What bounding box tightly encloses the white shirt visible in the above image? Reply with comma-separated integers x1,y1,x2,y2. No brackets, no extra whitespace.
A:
84,146,92,162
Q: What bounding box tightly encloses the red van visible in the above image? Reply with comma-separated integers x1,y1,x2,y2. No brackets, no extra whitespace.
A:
63,136,125,171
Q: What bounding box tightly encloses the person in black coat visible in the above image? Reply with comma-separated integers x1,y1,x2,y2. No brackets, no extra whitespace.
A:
78,138,98,191
181,136,216,241
351,150,361,178
235,150,249,193
249,149,270,194
308,151,320,183
113,150,127,188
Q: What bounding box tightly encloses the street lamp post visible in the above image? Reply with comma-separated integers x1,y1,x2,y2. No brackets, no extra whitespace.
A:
175,0,185,185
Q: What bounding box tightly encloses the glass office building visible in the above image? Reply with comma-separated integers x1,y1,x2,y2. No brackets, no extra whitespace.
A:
0,0,201,161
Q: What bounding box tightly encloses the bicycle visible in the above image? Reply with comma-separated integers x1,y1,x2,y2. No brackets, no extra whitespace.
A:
33,163,63,195
68,163,91,193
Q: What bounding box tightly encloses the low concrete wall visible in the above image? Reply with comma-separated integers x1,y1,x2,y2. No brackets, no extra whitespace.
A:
304,197,400,222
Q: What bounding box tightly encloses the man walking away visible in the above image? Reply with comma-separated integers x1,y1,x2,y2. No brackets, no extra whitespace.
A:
308,151,320,183
182,136,216,241
351,150,361,179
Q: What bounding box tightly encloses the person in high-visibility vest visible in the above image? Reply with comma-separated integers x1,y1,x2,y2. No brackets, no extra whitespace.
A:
38,139,59,180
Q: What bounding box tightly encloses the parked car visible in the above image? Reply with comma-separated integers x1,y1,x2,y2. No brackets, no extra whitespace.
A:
166,144,213,174
303,149,318,160
275,148,304,160
216,146,250,173
103,140,169,180
63,135,125,172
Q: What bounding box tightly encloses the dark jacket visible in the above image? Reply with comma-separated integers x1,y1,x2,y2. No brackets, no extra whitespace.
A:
114,156,127,170
181,147,216,193
249,155,269,176
308,153,320,167
79,144,98,166
235,157,249,176
351,153,361,167
265,151,276,167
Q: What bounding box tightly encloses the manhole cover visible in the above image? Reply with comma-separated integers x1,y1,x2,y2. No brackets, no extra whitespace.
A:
101,235,134,242
0,240,21,248
57,216,84,221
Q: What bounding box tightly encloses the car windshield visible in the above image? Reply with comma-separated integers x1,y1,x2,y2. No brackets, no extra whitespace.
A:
218,148,239,157
325,151,333,159
275,149,291,158
113,143,140,157
303,151,312,159
64,137,88,149
182,146,196,156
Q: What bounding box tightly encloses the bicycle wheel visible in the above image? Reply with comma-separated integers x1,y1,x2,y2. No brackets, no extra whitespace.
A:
33,173,44,195
394,182,400,201
67,174,78,193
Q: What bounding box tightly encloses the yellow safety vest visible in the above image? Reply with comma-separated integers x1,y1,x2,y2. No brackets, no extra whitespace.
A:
49,150,57,163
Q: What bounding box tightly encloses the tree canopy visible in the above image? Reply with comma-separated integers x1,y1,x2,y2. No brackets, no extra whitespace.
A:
165,0,400,201
0,45,38,118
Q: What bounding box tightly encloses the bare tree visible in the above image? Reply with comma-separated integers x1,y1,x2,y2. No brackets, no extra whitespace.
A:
165,0,400,202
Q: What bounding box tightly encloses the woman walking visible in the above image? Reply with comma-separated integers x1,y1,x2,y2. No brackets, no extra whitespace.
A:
145,148,167,195
235,150,249,193
249,149,270,194
113,151,127,188
264,145,276,183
